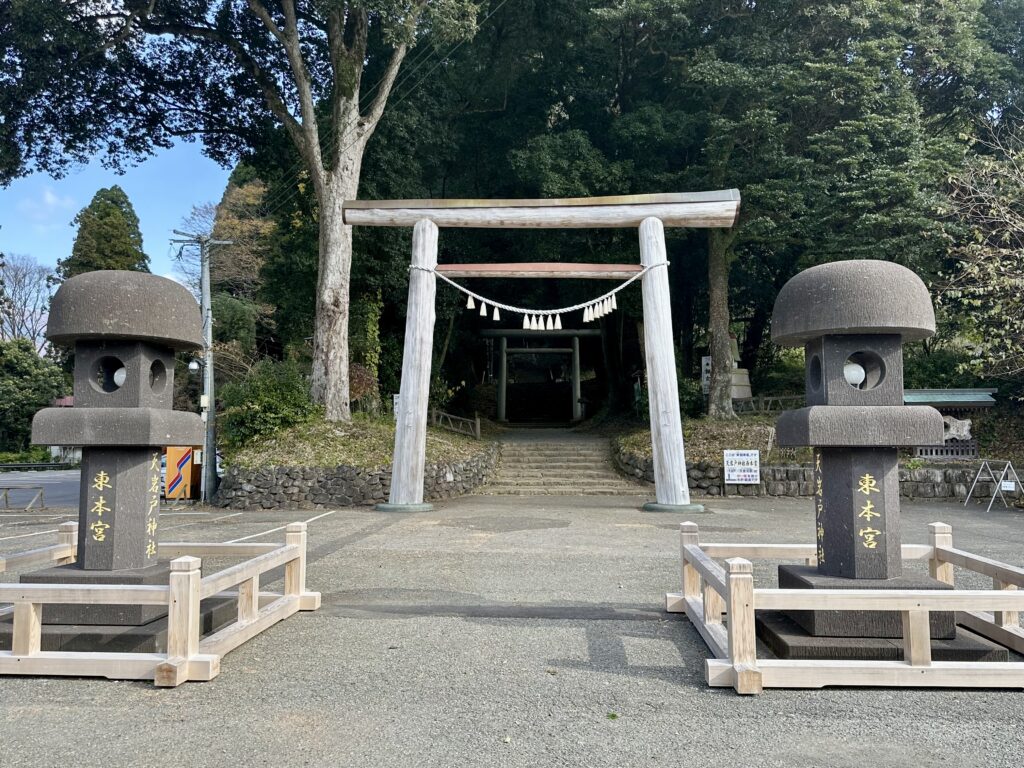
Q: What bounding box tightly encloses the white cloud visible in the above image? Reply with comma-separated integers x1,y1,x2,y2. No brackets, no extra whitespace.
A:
16,186,77,224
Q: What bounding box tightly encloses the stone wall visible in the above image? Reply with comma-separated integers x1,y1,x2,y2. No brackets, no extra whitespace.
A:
214,444,499,510
613,441,1012,501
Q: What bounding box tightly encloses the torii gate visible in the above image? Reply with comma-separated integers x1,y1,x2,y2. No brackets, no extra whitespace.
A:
342,190,741,513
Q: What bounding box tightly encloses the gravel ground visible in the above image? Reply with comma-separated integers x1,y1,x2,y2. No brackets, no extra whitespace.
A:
2,494,1024,767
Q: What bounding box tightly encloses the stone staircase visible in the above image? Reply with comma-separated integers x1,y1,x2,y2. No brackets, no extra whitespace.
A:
481,433,646,496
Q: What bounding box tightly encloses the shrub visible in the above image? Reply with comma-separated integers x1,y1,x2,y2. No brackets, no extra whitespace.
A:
219,358,321,448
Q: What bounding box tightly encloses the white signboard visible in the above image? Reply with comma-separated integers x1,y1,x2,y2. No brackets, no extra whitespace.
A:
1001,480,1017,492
701,356,712,395
724,450,760,484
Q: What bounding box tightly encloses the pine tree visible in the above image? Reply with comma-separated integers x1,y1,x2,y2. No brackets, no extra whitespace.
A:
57,186,148,280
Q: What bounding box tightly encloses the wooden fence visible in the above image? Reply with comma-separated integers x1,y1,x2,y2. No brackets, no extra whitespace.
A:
430,409,481,440
0,522,320,687
666,521,1024,694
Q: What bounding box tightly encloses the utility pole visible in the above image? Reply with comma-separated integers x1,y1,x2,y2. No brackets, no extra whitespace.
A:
171,230,232,503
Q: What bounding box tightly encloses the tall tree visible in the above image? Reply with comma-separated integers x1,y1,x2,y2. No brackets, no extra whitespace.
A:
0,338,66,451
3,1,479,421
58,186,149,280
0,253,55,353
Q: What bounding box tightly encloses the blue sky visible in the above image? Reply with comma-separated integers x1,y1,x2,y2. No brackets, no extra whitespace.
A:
0,142,232,280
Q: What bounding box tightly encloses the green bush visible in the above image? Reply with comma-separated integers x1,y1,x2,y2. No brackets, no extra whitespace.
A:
902,344,987,390
219,359,321,449
0,446,54,465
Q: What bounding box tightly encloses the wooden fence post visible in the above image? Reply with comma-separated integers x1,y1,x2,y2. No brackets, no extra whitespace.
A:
901,609,932,667
286,522,320,610
474,414,481,440
238,575,259,623
725,557,761,695
285,523,307,598
993,579,1019,628
681,522,700,600
928,522,954,586
156,555,201,687
12,602,42,657
58,521,77,565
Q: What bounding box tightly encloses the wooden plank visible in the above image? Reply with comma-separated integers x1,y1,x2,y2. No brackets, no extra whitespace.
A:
703,582,725,624
0,651,219,682
0,584,169,605
199,545,298,599
936,546,1024,587
0,544,76,574
159,542,279,558
701,543,816,559
344,190,741,210
199,596,299,659
901,609,932,667
640,217,692,505
160,556,201,687
682,596,728,659
12,602,42,656
696,542,932,560
683,544,727,596
436,263,642,280
707,659,1024,690
388,219,439,505
754,588,1024,612
0,651,165,680
958,611,1024,655
345,201,739,229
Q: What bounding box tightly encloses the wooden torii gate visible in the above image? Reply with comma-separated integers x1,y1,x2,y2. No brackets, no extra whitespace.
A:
342,190,741,512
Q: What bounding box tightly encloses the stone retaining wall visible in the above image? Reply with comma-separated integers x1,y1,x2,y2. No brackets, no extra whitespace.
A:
613,442,1012,501
214,444,499,510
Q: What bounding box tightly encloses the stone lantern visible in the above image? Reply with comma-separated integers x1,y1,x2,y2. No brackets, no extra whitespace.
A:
26,270,204,626
767,260,956,644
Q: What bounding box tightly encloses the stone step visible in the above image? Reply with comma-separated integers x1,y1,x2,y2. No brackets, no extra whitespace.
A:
491,470,626,480
499,452,611,460
480,486,647,496
498,456,611,465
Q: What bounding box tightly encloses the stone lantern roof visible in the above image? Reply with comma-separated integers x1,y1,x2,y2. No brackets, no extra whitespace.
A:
771,260,935,347
47,270,203,350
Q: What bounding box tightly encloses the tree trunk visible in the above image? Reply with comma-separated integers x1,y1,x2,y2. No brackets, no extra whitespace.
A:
310,153,363,421
707,229,736,419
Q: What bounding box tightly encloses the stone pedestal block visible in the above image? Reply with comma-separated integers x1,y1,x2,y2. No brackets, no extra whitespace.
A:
778,564,955,639
21,563,170,626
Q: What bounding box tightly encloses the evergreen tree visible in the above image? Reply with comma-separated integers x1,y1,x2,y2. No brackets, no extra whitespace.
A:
58,186,148,280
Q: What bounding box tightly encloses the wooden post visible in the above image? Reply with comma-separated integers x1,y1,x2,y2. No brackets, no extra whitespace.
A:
156,555,201,687
928,522,954,586
12,603,42,656
725,557,761,694
571,336,582,421
497,336,508,422
638,217,694,509
993,578,1019,628
901,609,932,667
474,414,481,440
238,575,259,623
58,521,77,565
285,523,307,598
681,522,700,599
384,219,439,509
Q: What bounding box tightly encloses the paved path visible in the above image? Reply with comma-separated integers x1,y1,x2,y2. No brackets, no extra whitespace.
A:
2,494,1024,766
0,469,80,509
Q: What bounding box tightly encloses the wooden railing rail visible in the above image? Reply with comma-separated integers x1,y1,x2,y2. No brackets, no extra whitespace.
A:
430,408,481,440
